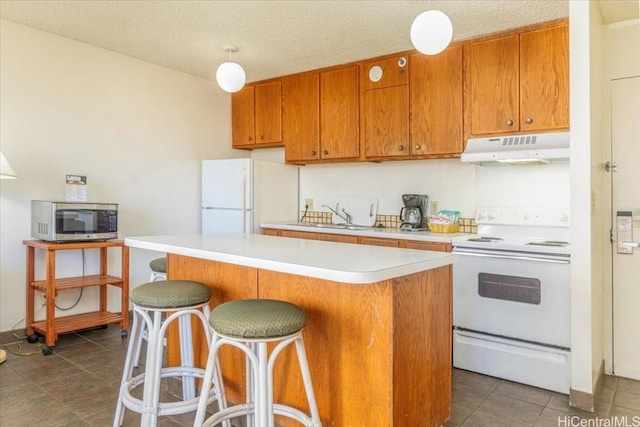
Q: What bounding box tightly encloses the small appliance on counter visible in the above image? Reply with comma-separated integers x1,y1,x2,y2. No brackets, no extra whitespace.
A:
399,194,428,231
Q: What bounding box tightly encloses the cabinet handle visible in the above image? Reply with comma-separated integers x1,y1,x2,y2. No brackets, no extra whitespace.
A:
414,144,422,150
398,145,405,151
525,117,534,124
311,150,317,156
258,135,264,140
323,150,329,155
505,119,514,126
247,136,253,141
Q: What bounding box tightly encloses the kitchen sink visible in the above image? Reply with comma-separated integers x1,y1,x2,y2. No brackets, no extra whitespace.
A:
286,222,376,230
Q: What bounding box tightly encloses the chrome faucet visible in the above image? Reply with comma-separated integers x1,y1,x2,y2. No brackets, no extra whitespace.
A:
322,203,352,224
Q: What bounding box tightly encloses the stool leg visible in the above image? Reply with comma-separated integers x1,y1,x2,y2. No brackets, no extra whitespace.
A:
246,342,257,427
114,308,143,427
179,314,196,400
195,335,231,427
142,310,163,426
257,342,269,427
294,336,321,427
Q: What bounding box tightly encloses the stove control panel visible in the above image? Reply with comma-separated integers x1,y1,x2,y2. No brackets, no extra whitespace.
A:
476,208,570,227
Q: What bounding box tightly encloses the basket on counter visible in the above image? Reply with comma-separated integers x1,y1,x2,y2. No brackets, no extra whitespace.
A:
427,223,460,234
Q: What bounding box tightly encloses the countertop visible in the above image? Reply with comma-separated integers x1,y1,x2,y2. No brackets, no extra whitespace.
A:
260,221,470,243
125,233,456,284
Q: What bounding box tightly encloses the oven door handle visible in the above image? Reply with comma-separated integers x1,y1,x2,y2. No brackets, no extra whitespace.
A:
452,249,570,264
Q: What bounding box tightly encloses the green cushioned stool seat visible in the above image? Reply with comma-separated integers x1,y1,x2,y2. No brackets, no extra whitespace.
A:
210,299,306,338
130,280,212,308
149,257,167,273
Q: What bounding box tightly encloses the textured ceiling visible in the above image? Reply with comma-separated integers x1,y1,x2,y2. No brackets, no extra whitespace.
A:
0,1,637,83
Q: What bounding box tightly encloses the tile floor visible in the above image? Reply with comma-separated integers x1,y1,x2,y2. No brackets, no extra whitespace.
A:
1,325,639,426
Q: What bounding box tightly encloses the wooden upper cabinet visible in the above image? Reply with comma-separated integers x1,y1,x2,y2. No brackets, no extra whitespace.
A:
467,35,520,135
362,54,410,159
519,24,569,131
283,73,320,162
231,86,256,148
232,80,283,148
254,81,282,144
284,65,360,163
466,21,569,137
320,65,360,160
363,86,410,158
363,55,409,90
410,45,464,156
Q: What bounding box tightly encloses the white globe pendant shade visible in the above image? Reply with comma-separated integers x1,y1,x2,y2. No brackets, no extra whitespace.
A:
410,10,453,55
216,61,246,93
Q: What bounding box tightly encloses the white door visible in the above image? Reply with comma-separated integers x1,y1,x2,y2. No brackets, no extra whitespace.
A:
612,76,640,380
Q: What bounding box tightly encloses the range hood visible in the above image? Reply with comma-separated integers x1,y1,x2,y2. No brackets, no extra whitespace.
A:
461,131,570,165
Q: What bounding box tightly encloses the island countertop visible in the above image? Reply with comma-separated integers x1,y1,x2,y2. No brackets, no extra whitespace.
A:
125,233,456,284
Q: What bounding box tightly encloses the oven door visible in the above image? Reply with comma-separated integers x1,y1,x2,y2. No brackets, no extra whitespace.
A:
452,247,570,348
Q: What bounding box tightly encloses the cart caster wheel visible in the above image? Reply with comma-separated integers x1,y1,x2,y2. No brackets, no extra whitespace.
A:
99,324,109,329
121,330,128,338
42,346,53,356
27,334,39,344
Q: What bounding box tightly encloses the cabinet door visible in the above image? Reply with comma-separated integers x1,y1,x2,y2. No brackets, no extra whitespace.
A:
520,24,569,131
467,35,520,135
232,86,255,148
320,65,360,160
410,46,463,156
363,85,410,158
401,240,451,252
362,55,409,90
358,236,400,247
255,80,282,145
283,73,320,162
279,230,358,244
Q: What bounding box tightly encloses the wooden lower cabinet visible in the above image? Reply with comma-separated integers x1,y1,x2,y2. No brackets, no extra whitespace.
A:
277,229,358,244
265,228,452,252
167,254,452,426
358,236,400,247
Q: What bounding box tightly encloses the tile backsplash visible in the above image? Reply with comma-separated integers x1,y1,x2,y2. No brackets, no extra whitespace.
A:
300,210,477,233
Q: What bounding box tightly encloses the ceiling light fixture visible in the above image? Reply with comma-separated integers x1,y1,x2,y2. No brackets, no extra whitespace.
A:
410,2,453,55
216,45,246,93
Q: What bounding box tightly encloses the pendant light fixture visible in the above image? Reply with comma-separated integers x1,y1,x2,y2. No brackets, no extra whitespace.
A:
410,1,453,55
216,45,246,93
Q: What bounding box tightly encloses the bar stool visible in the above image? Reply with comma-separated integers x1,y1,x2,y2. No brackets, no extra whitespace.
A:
149,257,167,282
114,280,227,427
194,299,321,427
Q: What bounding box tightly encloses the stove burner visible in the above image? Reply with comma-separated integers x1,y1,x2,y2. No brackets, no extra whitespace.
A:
526,241,569,247
467,237,503,243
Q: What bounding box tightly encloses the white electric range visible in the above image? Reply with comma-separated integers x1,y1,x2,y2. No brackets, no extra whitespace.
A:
451,207,571,394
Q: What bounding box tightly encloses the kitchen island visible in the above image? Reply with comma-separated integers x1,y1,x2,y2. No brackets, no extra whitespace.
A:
125,233,456,426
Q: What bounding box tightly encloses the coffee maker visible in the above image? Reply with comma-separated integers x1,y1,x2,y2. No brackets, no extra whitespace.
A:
400,194,429,231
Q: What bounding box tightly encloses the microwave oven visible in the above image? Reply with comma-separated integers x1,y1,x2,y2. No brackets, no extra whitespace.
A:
31,201,118,242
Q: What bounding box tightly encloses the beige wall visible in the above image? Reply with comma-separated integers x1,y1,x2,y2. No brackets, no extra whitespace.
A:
0,20,240,332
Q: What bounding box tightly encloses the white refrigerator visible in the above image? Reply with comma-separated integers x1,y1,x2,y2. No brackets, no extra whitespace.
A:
202,159,299,234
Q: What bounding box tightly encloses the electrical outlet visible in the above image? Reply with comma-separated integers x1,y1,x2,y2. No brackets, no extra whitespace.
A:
430,201,439,215
304,198,314,210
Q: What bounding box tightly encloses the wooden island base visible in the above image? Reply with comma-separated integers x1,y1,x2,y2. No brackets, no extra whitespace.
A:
167,254,451,426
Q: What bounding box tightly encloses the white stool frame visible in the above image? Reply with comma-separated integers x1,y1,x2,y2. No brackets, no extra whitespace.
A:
194,329,321,427
114,301,228,427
